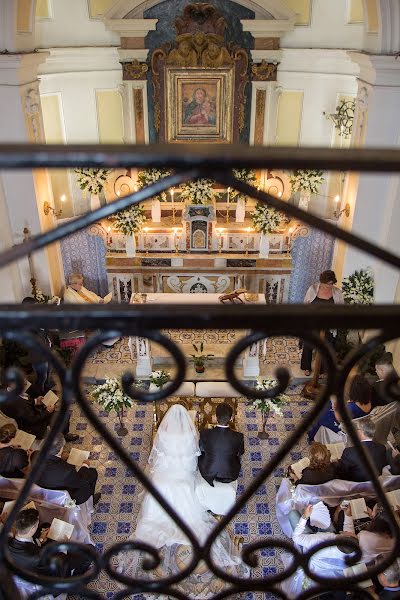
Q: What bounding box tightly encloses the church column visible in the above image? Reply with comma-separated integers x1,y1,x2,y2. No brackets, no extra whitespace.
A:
105,19,156,145
332,54,400,303
0,52,65,300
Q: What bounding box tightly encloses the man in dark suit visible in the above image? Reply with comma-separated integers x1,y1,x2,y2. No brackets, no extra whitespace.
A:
371,352,400,407
377,558,400,599
8,507,93,577
33,433,100,505
2,383,78,442
335,417,388,482
198,403,244,487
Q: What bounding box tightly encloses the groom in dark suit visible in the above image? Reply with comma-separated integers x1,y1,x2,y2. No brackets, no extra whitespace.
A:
198,403,244,487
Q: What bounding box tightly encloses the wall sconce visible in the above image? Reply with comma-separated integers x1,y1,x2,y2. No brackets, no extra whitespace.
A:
323,100,355,139
333,195,350,219
43,194,65,218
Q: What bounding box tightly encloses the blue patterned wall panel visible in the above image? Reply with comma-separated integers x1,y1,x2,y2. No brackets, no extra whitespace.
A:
60,229,108,297
288,227,335,303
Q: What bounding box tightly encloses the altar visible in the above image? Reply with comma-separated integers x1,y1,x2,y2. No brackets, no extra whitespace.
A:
129,292,266,378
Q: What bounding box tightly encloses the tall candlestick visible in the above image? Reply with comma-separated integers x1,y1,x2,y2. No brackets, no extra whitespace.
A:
216,227,224,253
226,187,230,223
245,227,251,256
143,227,149,254
23,227,37,295
170,189,175,224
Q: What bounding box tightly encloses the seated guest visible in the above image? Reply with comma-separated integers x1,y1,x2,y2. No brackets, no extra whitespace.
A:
32,433,100,506
2,382,78,442
389,447,400,475
296,442,336,485
346,374,373,419
340,504,394,565
8,508,93,577
376,558,400,599
307,397,341,443
291,503,358,592
198,403,244,487
372,352,400,407
335,417,387,481
0,423,29,478
63,273,105,304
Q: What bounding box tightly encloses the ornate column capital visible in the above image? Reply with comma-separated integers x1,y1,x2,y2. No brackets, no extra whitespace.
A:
0,52,49,86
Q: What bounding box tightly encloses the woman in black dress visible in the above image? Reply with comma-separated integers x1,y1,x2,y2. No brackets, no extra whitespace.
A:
0,423,29,478
300,270,345,376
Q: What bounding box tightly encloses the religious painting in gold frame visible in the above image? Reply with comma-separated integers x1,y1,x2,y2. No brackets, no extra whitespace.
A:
166,68,234,143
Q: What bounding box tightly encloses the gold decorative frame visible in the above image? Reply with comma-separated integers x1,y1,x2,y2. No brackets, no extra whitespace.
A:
166,68,234,144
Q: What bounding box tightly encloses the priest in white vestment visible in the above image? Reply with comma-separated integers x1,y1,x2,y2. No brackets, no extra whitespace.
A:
64,273,105,304
63,273,119,346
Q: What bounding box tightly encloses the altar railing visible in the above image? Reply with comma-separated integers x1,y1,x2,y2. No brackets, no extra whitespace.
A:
0,144,400,599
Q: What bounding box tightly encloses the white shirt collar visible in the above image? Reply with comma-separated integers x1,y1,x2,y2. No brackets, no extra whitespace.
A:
216,424,229,428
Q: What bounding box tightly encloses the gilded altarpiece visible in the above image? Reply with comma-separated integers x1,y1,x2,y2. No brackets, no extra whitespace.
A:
151,3,249,143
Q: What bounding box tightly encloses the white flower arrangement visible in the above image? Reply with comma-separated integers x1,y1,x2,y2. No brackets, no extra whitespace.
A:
149,369,171,388
179,178,216,205
289,170,324,195
136,168,170,202
33,288,61,305
74,168,111,196
91,377,134,413
230,169,257,202
251,379,290,415
112,204,146,236
251,203,284,234
342,268,374,305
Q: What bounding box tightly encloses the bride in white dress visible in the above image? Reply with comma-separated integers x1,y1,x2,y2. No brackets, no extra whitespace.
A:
120,405,247,597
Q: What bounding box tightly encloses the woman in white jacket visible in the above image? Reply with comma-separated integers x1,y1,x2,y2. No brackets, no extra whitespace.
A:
300,270,344,376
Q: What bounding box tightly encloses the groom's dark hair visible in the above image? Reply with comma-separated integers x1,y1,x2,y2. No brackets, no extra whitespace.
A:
216,403,232,426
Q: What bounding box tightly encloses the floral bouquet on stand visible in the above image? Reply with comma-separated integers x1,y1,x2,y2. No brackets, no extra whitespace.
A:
33,288,61,305
149,370,171,389
112,204,146,236
251,203,285,234
289,170,324,196
179,178,216,205
251,378,290,439
136,168,171,202
342,268,374,305
91,377,134,437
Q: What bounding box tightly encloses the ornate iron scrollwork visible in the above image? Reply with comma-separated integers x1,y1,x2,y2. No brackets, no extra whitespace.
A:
0,144,399,598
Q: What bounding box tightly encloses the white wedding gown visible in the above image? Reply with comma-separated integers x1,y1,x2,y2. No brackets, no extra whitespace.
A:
133,405,242,568
119,404,249,598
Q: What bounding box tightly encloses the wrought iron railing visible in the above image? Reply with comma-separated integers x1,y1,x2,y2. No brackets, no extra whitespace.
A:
0,144,399,599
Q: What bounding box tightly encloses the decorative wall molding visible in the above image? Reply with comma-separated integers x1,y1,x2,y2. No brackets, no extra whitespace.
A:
241,18,295,37
252,60,278,81
104,18,158,37
348,52,400,86
278,48,359,76
104,0,294,20
121,59,148,80
37,47,121,75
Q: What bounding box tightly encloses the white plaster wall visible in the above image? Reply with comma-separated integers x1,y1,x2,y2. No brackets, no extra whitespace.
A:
281,0,364,50
277,49,358,216
39,66,123,143
35,0,120,48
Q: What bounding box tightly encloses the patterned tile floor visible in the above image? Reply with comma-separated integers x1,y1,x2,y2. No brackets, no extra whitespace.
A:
58,335,310,597
64,375,311,599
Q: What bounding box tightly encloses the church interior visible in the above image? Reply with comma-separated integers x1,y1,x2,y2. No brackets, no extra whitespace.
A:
1,1,400,599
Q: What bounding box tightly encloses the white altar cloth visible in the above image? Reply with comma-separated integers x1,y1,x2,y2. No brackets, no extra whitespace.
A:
129,293,266,377
130,292,266,305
